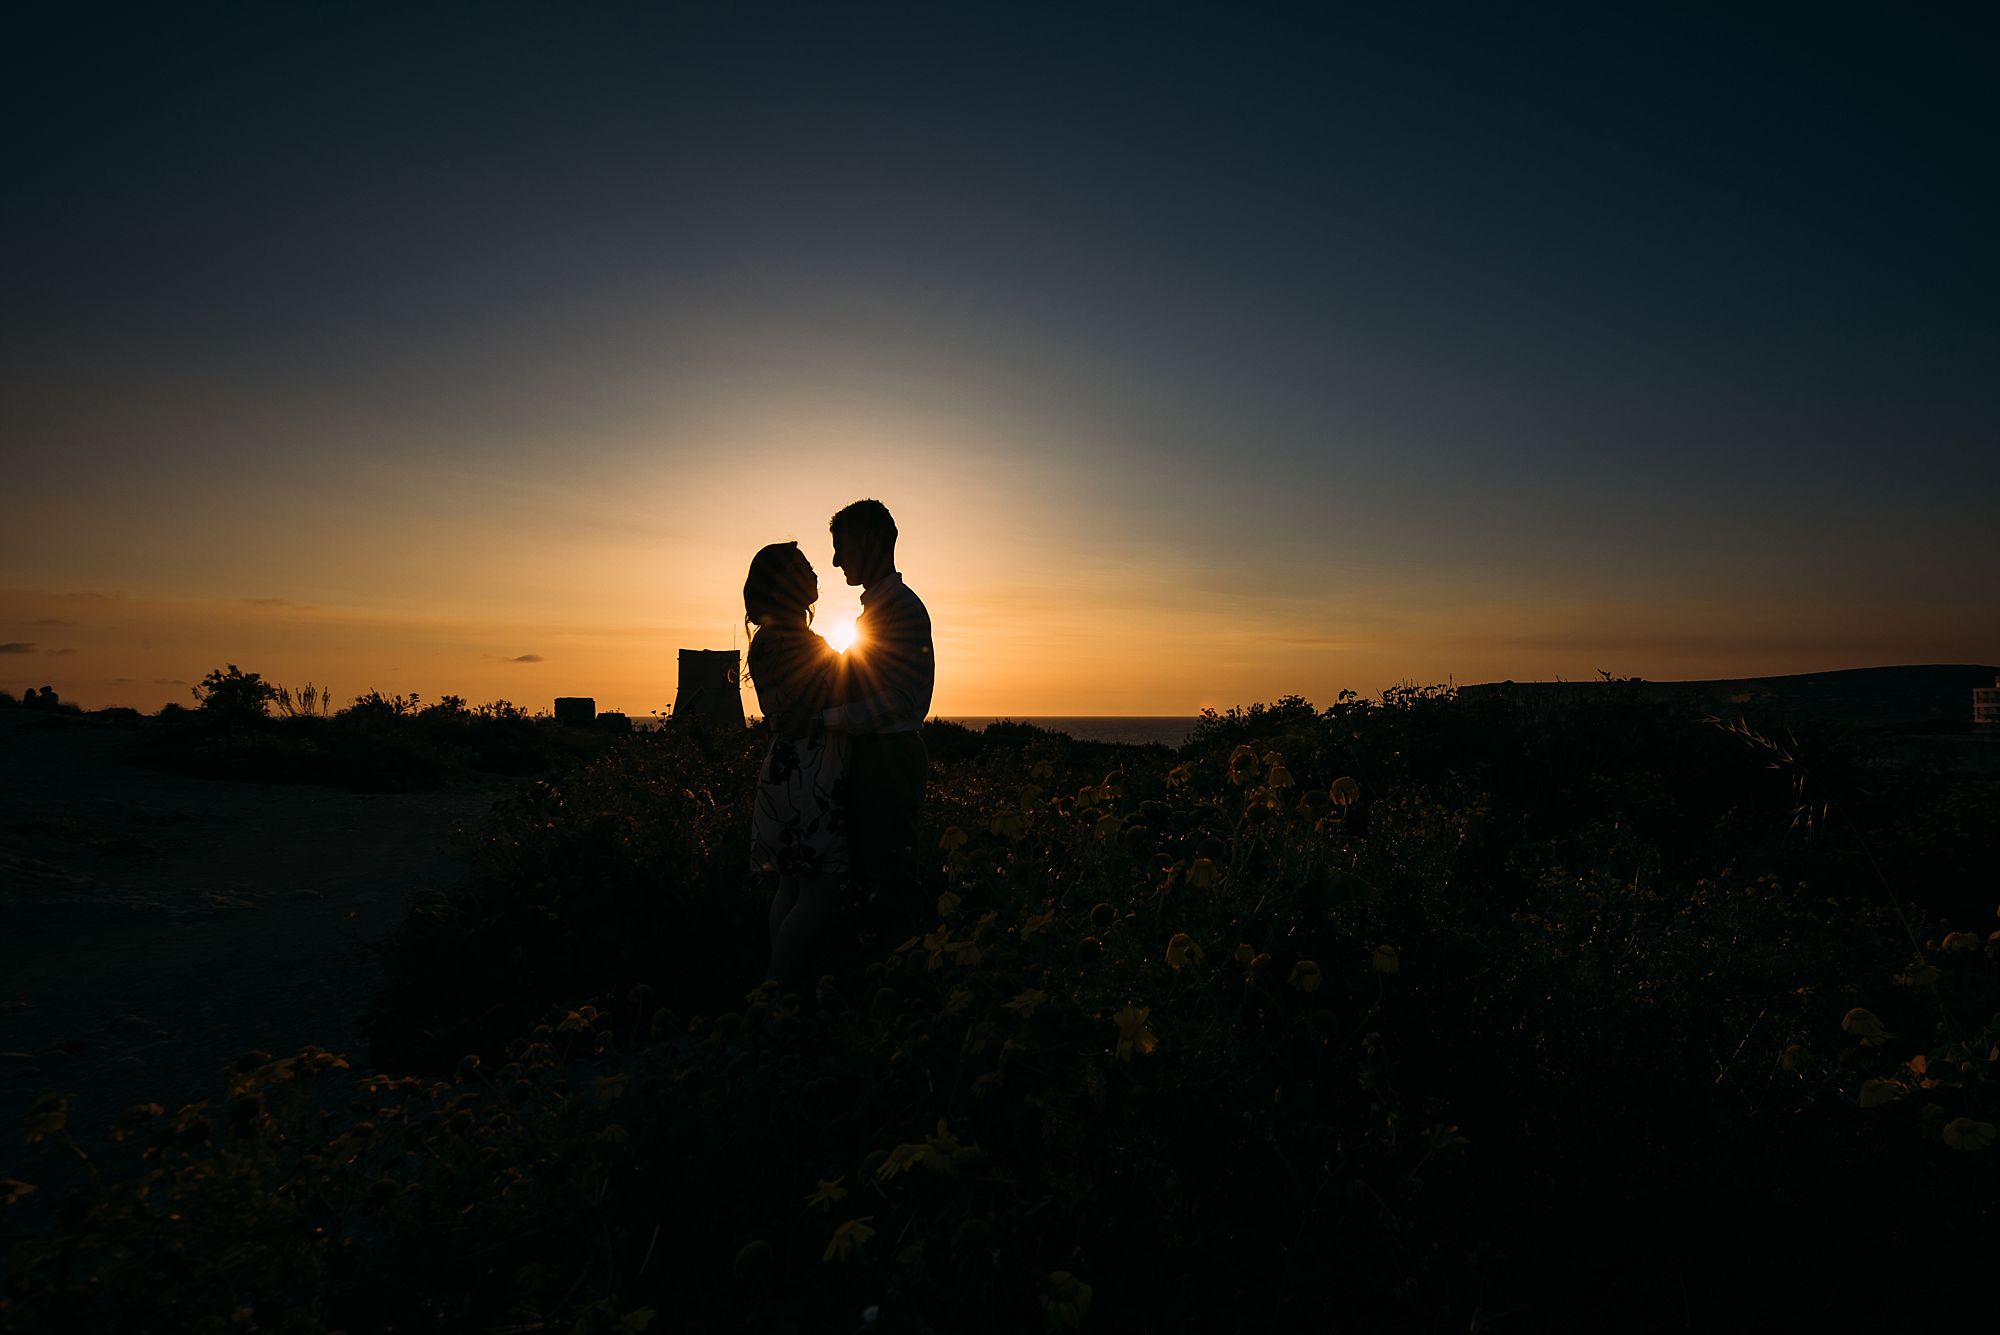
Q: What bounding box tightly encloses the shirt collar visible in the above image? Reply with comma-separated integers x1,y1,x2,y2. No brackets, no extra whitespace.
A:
859,571,903,607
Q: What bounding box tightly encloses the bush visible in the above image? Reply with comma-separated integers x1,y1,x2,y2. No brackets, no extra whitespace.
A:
136,676,579,791
8,688,1996,1329
192,664,278,720
359,725,768,1068
343,689,422,720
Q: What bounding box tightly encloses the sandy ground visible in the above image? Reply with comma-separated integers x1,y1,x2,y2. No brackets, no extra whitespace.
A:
0,709,505,1194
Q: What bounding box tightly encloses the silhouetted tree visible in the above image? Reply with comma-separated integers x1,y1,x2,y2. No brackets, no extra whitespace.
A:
192,664,277,720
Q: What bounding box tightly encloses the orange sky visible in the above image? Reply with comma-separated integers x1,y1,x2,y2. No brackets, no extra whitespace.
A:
5,411,1991,717
4,355,1992,717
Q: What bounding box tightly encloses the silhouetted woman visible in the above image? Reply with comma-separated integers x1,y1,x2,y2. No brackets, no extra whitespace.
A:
743,541,851,988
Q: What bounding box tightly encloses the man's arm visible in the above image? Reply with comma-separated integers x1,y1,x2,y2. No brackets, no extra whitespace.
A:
825,669,924,732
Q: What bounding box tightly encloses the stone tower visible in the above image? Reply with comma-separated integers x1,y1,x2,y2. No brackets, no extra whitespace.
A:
674,649,745,731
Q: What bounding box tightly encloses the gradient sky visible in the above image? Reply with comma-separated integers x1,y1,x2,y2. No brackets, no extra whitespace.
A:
4,2,1995,715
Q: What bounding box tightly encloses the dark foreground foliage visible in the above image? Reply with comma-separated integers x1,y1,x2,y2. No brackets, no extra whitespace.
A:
5,686,1998,1331
130,690,618,792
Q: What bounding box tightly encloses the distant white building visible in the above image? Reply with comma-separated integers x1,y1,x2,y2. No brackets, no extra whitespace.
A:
1976,676,2000,727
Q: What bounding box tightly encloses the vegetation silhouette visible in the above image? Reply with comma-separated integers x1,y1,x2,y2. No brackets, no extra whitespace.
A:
11,685,79,714
124,667,575,793
3,676,1995,1328
191,663,279,720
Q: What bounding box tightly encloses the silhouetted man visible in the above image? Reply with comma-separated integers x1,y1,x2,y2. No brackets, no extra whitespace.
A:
824,499,933,933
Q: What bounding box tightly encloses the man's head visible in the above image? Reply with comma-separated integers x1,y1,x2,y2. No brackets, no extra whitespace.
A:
830,498,897,588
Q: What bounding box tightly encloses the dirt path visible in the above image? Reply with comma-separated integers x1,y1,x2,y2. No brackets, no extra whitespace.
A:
0,710,507,1189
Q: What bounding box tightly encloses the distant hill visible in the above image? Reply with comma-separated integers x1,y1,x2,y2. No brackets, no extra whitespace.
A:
1459,664,2000,734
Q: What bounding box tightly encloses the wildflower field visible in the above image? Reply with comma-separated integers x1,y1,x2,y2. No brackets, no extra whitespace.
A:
4,684,1996,1331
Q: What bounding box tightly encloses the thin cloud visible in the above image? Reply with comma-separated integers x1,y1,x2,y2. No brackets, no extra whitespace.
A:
51,647,76,656
242,598,319,611
152,677,187,685
31,618,77,627
0,642,36,654
510,654,546,663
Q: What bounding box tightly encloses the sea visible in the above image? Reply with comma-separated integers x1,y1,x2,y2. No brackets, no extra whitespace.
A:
939,717,1196,748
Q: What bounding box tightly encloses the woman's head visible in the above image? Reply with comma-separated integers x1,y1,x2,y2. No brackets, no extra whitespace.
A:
743,541,818,628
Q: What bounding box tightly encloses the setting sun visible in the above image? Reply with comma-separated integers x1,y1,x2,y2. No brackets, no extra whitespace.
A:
821,615,859,654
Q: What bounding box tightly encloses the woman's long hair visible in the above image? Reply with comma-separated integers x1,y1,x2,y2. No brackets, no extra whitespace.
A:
742,541,816,685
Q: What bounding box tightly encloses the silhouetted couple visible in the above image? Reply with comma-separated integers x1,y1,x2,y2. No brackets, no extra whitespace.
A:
744,499,933,988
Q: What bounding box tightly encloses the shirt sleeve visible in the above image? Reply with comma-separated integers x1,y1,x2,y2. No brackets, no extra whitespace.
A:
825,591,931,731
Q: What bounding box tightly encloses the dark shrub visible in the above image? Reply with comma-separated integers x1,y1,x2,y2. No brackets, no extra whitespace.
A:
192,664,278,720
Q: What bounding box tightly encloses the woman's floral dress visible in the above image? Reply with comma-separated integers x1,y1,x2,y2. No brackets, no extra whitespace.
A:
748,625,850,877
